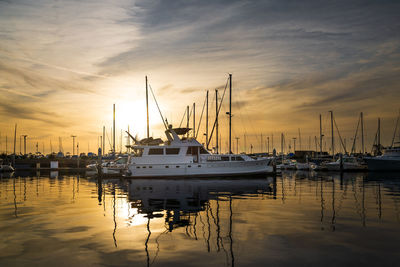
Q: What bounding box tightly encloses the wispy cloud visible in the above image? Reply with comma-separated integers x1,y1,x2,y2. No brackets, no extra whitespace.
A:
0,0,399,151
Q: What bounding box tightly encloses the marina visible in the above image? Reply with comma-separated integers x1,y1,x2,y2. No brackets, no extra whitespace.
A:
1,1,400,266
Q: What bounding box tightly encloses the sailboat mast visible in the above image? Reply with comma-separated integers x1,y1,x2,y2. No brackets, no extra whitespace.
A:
102,126,105,156
187,105,190,138
378,117,381,153
206,90,209,150
146,76,149,139
319,114,323,155
193,103,196,138
361,112,364,154
215,89,219,154
229,73,232,154
330,111,334,156
113,104,115,154
298,128,302,150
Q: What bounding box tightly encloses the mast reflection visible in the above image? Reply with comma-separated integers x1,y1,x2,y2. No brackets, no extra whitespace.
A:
126,177,275,266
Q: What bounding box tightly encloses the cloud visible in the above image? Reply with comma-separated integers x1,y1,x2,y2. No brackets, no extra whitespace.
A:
0,101,68,127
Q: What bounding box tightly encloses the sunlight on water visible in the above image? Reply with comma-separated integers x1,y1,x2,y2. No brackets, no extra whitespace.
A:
0,171,399,266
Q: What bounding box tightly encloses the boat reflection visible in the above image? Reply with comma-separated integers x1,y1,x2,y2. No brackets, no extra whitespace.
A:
122,177,275,267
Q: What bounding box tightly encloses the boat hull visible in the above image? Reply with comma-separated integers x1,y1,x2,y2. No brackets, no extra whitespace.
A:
126,158,273,178
364,157,400,171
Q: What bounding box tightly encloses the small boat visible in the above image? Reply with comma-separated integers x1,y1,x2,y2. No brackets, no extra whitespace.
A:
0,159,14,172
296,162,316,170
86,156,128,175
314,156,367,171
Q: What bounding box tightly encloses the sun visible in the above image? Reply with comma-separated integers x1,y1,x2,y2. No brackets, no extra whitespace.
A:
116,100,165,139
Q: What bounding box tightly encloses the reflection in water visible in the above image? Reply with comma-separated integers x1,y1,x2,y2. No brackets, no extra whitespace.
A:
112,184,118,248
13,177,17,218
1,172,400,266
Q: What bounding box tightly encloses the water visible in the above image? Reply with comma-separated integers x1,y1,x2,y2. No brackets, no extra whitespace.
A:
1,171,400,266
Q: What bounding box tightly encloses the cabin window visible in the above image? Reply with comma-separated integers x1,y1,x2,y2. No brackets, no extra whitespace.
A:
149,166,153,168
187,146,198,155
148,148,164,155
165,166,169,168
143,166,146,168
166,148,180,155
198,165,201,167
176,166,180,168
221,156,230,161
235,156,245,161
136,166,140,169
188,165,191,168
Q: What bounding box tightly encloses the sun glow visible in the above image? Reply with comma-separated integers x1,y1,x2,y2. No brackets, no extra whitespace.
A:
115,100,166,139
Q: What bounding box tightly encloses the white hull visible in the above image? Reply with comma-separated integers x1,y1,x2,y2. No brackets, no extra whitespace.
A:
127,158,273,178
316,162,367,171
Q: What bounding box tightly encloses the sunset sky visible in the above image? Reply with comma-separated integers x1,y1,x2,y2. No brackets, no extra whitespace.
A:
0,0,399,154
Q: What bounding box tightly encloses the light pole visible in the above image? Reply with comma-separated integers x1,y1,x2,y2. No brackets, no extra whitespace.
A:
71,135,77,156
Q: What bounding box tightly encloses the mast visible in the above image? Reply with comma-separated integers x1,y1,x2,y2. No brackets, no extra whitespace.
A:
146,76,149,139
228,73,232,154
319,114,323,155
113,104,115,154
206,90,209,150
13,124,17,155
378,117,381,153
13,124,17,167
187,105,190,138
215,89,219,154
193,103,196,138
330,111,334,156
391,109,400,147
361,112,364,154
103,126,105,156
298,128,302,150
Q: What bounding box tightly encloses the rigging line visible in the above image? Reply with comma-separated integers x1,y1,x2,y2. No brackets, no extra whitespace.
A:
236,87,255,142
106,131,112,150
195,92,207,139
148,84,168,130
391,109,400,146
333,117,347,154
179,108,187,128
351,114,361,154
207,77,229,146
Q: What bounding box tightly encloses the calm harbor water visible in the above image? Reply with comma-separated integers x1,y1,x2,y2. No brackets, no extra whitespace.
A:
1,171,400,266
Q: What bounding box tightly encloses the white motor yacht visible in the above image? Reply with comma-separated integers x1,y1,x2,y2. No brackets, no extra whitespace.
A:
126,126,273,178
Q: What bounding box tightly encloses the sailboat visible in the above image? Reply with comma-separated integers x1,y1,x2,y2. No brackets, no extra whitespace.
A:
365,112,400,171
125,75,274,178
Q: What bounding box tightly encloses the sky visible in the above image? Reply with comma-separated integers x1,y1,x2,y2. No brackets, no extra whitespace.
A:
0,0,399,154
